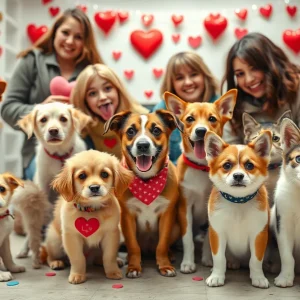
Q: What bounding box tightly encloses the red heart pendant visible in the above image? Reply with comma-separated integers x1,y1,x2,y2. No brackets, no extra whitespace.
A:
172,33,180,44
130,29,163,59
124,70,134,80
282,29,300,54
171,15,184,27
141,14,154,27
49,6,60,17
234,28,248,40
286,5,297,17
104,138,117,148
112,51,122,60
153,68,163,79
94,11,117,35
27,24,48,43
259,4,273,19
75,217,100,237
118,11,129,24
204,14,228,41
188,36,202,49
235,9,248,21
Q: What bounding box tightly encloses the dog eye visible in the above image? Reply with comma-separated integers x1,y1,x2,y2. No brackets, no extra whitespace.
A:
40,117,47,123
209,116,217,123
100,171,109,178
245,162,254,170
0,186,5,193
272,135,280,142
186,116,195,123
152,127,162,136
295,156,300,163
223,162,232,170
126,127,136,137
60,116,68,122
78,173,87,180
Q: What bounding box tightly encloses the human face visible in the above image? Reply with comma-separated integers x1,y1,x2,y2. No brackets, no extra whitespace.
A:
172,65,204,103
233,57,266,99
54,17,84,63
86,76,119,121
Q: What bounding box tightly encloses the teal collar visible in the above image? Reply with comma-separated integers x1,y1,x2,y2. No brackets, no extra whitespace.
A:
220,190,258,204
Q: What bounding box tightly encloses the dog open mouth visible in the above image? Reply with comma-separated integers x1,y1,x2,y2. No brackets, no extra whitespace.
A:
135,155,154,172
47,138,62,143
99,103,114,121
189,139,206,159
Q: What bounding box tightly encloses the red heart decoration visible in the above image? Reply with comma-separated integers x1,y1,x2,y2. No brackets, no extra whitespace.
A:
76,5,87,13
282,29,300,54
235,9,248,20
75,217,100,238
259,4,273,19
27,24,48,43
42,0,52,5
141,14,154,27
172,33,180,43
234,28,248,40
104,138,117,148
118,11,129,24
94,11,117,35
188,36,202,48
49,6,60,17
130,29,163,60
286,5,297,17
124,70,134,80
153,68,163,78
50,76,76,98
204,14,228,41
112,51,122,60
171,15,184,27
144,90,153,98
0,47,3,57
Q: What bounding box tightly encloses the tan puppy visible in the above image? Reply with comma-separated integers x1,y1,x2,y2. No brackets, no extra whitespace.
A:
0,173,25,282
43,150,133,284
104,110,185,278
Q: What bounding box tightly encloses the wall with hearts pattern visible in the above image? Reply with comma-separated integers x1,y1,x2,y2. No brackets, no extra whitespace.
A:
14,0,300,105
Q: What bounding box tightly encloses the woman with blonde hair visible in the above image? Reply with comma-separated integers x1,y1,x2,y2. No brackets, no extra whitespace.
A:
152,51,219,164
71,64,148,158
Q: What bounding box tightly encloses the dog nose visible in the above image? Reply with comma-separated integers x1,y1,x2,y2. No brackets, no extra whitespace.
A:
49,128,59,136
137,141,150,152
89,185,100,193
195,127,207,139
233,173,244,182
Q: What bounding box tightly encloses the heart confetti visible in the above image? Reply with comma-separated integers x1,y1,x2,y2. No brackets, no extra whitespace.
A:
172,33,180,44
118,11,129,24
94,11,117,35
144,90,153,99
235,9,247,21
153,68,163,78
49,6,60,17
286,5,297,17
141,14,154,27
234,28,248,40
112,51,122,61
259,4,273,19
188,36,202,48
124,70,134,80
171,15,184,27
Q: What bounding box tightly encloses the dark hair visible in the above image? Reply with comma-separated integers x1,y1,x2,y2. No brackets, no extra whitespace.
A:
221,32,300,128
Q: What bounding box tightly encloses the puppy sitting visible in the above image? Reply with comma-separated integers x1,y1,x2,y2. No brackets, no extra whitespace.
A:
17,102,92,203
204,130,271,288
0,173,25,282
43,150,133,284
104,110,185,278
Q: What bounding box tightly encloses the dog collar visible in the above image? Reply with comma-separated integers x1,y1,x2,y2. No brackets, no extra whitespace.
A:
268,162,281,170
73,203,101,212
220,190,258,204
0,209,14,220
44,147,74,165
182,154,210,172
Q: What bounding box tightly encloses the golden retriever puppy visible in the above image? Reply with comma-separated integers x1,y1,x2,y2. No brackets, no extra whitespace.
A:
43,150,133,284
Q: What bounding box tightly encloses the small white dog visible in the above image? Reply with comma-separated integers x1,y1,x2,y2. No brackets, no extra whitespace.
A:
17,102,92,202
0,173,25,282
271,118,300,287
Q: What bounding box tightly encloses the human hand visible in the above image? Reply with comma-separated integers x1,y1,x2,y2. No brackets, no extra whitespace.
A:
42,95,70,104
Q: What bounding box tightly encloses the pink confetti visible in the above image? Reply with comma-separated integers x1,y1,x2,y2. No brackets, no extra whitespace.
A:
45,272,56,276
192,276,203,281
112,283,123,289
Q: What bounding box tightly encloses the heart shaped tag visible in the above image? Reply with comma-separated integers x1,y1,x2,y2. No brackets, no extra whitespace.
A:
104,138,117,148
50,76,76,97
75,217,100,237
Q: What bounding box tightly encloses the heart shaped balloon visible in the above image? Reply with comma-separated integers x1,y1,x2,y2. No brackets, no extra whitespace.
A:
282,29,300,54
50,76,76,98
27,24,48,43
204,14,228,41
94,11,117,35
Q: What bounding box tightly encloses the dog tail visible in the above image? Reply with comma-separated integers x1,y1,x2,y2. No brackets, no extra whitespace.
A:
39,245,48,264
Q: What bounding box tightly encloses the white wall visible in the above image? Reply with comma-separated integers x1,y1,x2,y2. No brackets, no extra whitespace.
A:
19,0,300,105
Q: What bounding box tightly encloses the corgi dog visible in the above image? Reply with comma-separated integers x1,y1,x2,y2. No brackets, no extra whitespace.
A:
164,89,237,273
271,118,300,287
243,111,292,205
104,110,185,278
204,130,272,288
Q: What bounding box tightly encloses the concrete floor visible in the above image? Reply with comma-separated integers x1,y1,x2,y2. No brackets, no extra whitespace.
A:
0,233,300,300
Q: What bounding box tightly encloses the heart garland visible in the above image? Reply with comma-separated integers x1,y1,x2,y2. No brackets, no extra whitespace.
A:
234,28,248,40
171,15,184,27
204,14,228,41
94,11,117,35
188,36,202,48
282,29,300,54
27,24,48,43
259,4,273,19
49,6,60,17
286,5,297,17
235,9,247,21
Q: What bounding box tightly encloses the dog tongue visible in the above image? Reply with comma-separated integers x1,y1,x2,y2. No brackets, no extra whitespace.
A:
194,140,206,159
136,155,152,172
99,103,114,121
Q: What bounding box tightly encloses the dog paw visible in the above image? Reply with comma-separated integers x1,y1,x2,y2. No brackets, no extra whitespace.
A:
126,266,142,279
7,265,25,273
32,259,41,269
159,266,176,277
227,260,240,270
50,260,65,270
206,274,225,287
180,261,196,274
0,271,13,282
274,273,294,288
16,251,29,259
106,269,123,280
117,257,125,268
201,256,213,268
251,276,269,289
68,273,86,284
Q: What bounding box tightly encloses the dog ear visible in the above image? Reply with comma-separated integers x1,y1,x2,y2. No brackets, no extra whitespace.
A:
164,92,187,118
204,131,227,161
276,110,292,125
155,109,184,133
280,118,300,153
51,165,75,202
69,108,92,133
103,111,132,135
3,173,24,190
250,130,272,158
214,89,237,121
113,163,134,200
17,109,37,139
242,113,261,139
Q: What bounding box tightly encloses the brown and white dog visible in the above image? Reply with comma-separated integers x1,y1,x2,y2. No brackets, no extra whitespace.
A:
104,110,185,278
204,130,271,288
164,90,237,273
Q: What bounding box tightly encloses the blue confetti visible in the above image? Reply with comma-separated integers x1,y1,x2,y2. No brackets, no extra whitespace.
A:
6,281,19,286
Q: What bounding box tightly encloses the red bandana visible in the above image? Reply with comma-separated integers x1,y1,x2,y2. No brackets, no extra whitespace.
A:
0,209,14,220
44,147,73,166
182,154,210,172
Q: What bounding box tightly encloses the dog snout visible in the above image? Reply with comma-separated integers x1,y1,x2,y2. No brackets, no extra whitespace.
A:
49,128,59,137
137,141,150,153
233,173,244,182
195,127,207,139
89,185,100,193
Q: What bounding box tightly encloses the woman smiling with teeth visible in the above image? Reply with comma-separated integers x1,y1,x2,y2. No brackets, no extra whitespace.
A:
222,32,300,144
